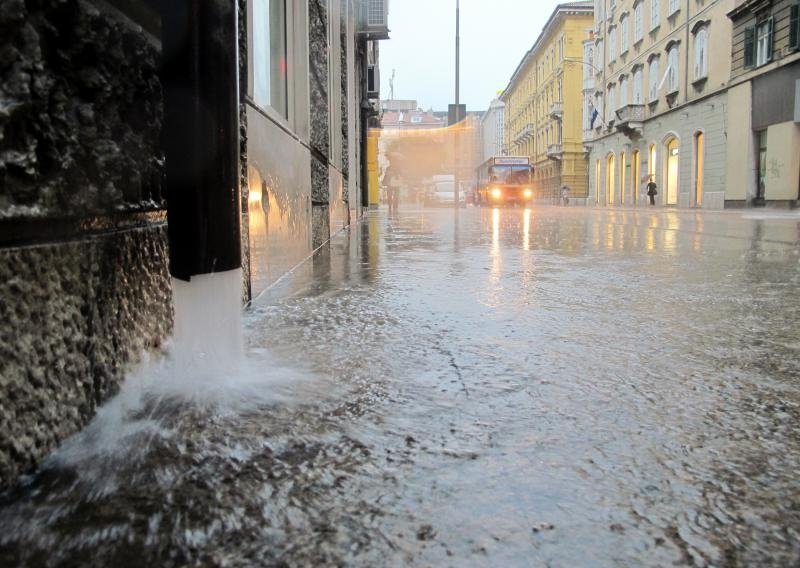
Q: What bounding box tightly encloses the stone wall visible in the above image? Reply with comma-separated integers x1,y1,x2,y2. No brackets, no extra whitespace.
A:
0,0,171,489
309,0,331,248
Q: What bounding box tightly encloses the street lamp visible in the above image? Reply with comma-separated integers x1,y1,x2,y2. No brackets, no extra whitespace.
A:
453,0,460,208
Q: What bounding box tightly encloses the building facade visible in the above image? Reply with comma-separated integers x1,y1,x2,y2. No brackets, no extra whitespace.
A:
725,0,800,207
244,0,387,297
586,0,734,209
0,0,387,490
480,98,507,163
503,2,594,201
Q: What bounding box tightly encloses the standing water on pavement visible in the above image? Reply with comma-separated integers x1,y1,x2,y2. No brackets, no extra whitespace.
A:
2,207,800,567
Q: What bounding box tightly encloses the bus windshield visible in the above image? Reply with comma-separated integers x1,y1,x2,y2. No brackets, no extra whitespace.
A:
489,165,531,185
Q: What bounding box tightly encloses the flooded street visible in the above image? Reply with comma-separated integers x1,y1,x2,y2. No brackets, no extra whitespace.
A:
2,206,800,567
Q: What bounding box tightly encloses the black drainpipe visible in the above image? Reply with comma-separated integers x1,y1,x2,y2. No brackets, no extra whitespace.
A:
161,1,242,281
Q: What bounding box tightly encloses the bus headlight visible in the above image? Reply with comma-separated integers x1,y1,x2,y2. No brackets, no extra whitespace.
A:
490,187,502,200
523,188,533,199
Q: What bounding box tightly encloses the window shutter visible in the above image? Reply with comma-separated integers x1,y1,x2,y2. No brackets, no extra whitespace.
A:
766,17,774,62
744,26,755,67
790,5,799,51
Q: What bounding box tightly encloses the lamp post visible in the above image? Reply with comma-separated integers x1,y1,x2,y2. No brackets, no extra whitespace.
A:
454,0,460,208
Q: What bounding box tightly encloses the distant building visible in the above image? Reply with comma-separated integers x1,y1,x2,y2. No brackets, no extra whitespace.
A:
381,109,447,129
481,98,507,162
725,0,800,207
585,0,734,209
502,2,594,202
381,99,419,112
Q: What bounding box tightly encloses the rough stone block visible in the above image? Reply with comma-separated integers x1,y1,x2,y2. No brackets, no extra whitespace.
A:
0,0,164,220
0,226,172,489
311,156,330,205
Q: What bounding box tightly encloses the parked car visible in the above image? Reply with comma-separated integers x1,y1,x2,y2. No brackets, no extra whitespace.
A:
426,176,466,207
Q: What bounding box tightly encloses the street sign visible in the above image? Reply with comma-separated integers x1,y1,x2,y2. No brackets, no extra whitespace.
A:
493,157,530,165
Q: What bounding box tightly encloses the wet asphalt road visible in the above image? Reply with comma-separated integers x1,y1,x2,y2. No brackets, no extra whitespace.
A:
2,206,800,567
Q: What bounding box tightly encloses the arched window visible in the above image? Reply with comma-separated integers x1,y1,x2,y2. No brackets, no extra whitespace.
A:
694,27,708,80
648,144,657,179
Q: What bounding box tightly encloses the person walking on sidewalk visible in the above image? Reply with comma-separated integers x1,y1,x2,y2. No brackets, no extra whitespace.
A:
383,165,400,213
646,177,658,206
560,185,570,207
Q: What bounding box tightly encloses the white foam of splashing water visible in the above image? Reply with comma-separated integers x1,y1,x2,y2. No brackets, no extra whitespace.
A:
45,269,311,479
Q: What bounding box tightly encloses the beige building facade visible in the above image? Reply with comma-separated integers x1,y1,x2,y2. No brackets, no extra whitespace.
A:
586,0,734,209
725,0,800,207
502,2,594,201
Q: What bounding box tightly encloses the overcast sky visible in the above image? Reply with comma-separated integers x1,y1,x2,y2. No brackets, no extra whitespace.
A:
379,0,563,112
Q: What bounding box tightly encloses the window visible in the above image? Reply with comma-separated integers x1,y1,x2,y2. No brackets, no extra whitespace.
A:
651,0,660,30
595,0,605,23
634,2,644,41
595,92,605,125
597,39,605,68
757,129,768,199
745,18,774,67
694,27,708,80
648,144,657,179
620,15,629,53
791,4,799,51
411,115,422,124
633,67,643,103
667,45,679,93
619,76,628,108
668,0,679,16
609,27,617,61
607,84,616,115
756,19,773,66
648,57,660,101
253,0,288,118
584,44,595,89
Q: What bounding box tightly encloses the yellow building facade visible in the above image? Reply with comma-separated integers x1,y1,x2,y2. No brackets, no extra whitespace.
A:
502,2,594,201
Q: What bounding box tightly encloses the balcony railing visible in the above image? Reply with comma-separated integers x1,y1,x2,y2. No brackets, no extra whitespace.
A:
547,143,563,160
614,104,646,136
549,102,563,121
514,122,534,143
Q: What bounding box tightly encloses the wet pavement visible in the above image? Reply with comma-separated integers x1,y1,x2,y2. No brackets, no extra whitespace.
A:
2,206,800,567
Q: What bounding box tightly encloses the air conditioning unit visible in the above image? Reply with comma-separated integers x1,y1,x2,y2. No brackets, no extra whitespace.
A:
359,0,390,40
367,64,380,99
